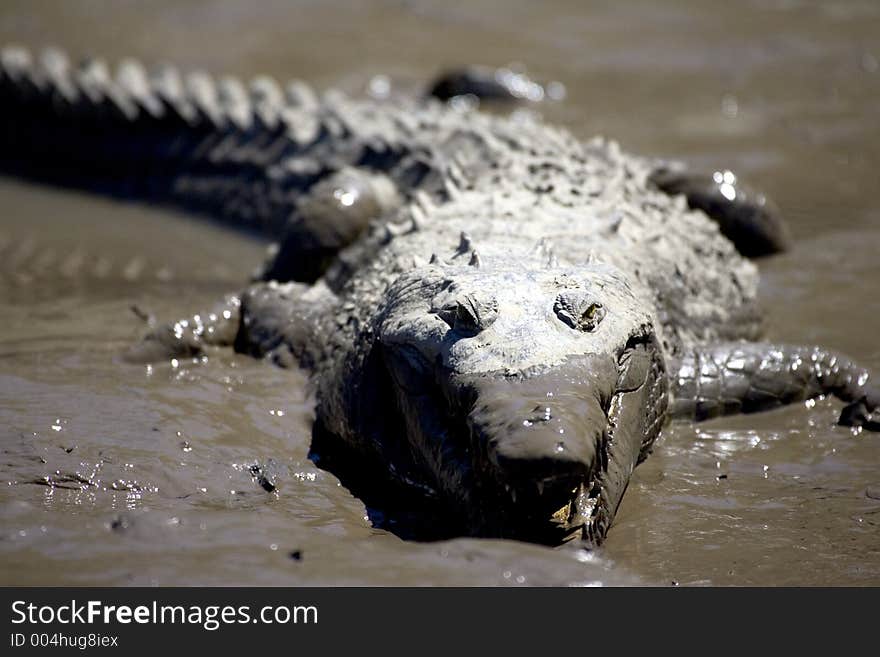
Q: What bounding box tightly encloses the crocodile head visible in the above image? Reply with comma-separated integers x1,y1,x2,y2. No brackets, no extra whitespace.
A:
376,259,668,544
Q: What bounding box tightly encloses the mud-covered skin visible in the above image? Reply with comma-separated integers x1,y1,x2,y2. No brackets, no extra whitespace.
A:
427,67,790,259
1,47,877,545
648,166,791,257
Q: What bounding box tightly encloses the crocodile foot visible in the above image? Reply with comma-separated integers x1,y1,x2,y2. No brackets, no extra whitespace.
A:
839,395,880,432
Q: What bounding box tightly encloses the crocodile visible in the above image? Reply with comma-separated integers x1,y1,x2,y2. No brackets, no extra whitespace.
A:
1,47,876,545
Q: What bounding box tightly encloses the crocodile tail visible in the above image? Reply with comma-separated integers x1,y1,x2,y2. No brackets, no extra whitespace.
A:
0,46,323,238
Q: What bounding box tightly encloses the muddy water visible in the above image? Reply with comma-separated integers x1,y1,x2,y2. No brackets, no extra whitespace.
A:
0,0,878,585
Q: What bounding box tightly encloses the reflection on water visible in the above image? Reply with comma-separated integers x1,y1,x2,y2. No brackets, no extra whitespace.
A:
0,0,879,585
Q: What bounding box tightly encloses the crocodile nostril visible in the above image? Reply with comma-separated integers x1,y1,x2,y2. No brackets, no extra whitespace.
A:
435,293,498,335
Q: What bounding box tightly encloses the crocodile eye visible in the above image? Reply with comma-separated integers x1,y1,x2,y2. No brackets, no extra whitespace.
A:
554,292,605,332
579,302,605,330
433,293,498,336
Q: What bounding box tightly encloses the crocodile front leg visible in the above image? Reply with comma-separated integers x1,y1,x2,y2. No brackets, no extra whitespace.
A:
669,342,879,430
258,167,402,283
125,281,337,370
124,294,243,362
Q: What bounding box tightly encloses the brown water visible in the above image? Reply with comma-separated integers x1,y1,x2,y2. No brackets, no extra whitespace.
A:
1,0,878,586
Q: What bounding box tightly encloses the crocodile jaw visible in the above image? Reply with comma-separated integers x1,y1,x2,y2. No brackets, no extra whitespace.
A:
383,333,666,544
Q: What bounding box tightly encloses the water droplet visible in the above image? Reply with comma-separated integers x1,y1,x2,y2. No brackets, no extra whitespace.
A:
721,94,739,118
368,74,391,99
555,442,565,453
334,188,357,207
575,549,595,563
547,80,566,101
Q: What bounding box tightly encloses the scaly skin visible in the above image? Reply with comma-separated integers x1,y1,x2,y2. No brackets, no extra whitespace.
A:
1,47,876,545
